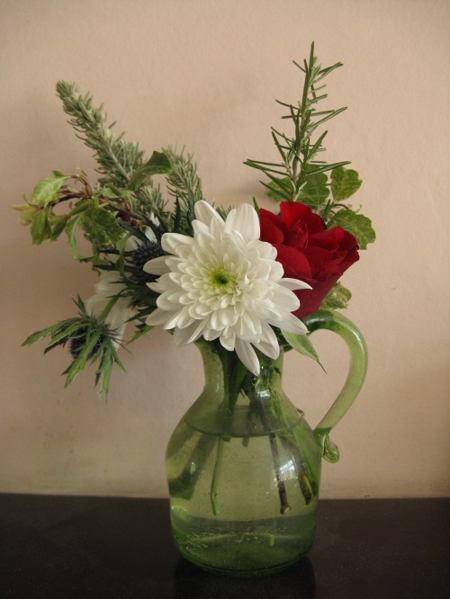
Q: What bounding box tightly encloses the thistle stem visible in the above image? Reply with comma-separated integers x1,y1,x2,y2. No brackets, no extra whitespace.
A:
209,347,247,516
210,437,226,516
269,432,291,514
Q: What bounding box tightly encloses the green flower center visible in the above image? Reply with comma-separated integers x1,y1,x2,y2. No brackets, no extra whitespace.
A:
210,267,235,290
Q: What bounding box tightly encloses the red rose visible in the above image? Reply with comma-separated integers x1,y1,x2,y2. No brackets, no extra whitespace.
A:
259,202,359,318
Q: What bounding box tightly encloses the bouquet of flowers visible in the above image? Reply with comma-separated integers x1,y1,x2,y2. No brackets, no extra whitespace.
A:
15,43,375,398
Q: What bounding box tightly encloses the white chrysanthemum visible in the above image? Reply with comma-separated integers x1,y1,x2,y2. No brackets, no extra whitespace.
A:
144,201,311,375
86,271,137,348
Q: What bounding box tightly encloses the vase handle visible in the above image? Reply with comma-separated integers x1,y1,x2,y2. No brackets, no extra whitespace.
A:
301,309,368,463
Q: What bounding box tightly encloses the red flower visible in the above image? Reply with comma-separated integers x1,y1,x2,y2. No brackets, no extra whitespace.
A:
259,202,359,318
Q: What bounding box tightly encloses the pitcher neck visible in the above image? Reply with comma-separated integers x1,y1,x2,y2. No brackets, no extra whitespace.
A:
195,339,285,395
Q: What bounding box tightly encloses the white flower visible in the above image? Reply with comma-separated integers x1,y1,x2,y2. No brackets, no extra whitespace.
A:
86,271,136,348
85,218,159,348
144,201,311,375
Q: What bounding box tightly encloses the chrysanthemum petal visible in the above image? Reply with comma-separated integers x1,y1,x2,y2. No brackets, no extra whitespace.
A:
235,338,260,376
259,321,279,349
195,200,224,226
272,285,301,311
144,256,169,275
220,330,236,352
146,308,172,326
279,278,312,291
255,338,280,361
225,203,260,242
173,320,205,346
276,312,309,335
147,280,167,293
162,233,195,255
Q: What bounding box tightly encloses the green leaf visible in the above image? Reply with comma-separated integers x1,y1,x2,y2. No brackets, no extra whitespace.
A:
298,171,329,208
330,210,376,250
111,346,126,372
307,161,350,176
43,323,83,353
119,220,148,243
128,151,172,189
80,206,125,246
310,107,347,132
264,177,292,202
31,175,68,208
50,215,69,240
30,209,51,245
320,282,352,310
65,214,86,260
67,200,90,217
99,186,121,199
281,331,325,370
63,331,102,388
127,325,153,344
331,167,362,201
173,197,182,232
97,346,113,398
22,324,59,346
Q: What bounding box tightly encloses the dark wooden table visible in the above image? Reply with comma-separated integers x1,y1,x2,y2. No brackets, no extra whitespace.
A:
0,494,448,598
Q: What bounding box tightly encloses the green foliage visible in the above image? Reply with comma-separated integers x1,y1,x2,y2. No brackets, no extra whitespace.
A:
30,209,70,245
55,81,176,227
246,42,350,204
15,85,208,395
129,151,172,189
51,215,69,240
56,81,145,187
15,45,375,399
30,208,52,244
320,282,352,310
22,297,125,398
330,166,362,201
281,330,324,370
298,170,329,208
164,147,203,204
127,323,154,344
65,204,126,261
31,175,69,208
264,177,292,202
329,210,376,250
244,44,375,255
65,214,87,260
80,204,125,246
162,147,204,234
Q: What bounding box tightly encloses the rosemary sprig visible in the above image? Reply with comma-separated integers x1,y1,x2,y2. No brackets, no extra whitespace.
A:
245,42,349,206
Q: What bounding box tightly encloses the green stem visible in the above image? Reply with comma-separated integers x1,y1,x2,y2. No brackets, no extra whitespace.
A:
210,437,226,516
99,296,119,321
252,396,291,514
278,433,318,505
209,347,247,516
248,360,291,514
269,433,291,514
167,434,217,501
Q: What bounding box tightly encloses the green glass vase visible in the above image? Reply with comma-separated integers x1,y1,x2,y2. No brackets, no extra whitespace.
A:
166,309,368,576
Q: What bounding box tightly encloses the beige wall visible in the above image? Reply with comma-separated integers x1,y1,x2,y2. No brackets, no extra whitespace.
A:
1,0,449,499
